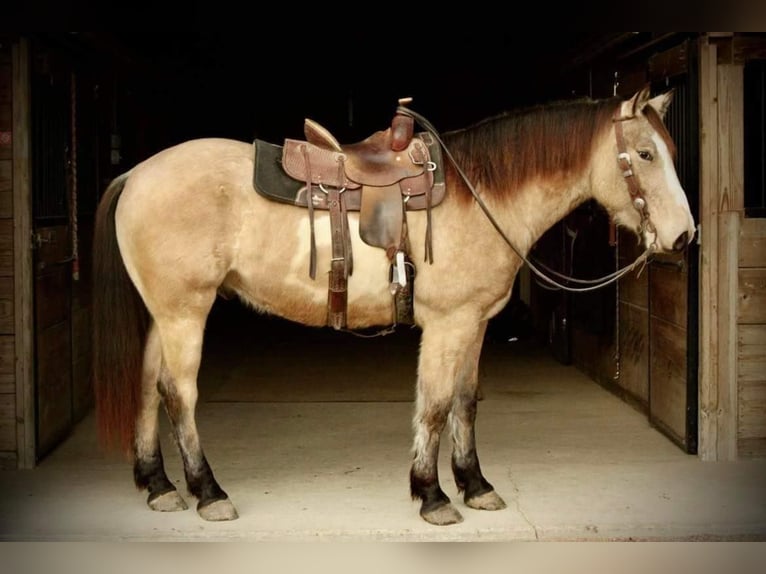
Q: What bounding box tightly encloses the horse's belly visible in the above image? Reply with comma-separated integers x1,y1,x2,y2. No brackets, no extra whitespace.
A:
230,201,396,328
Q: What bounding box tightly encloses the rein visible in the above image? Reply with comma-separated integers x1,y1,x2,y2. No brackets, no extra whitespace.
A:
399,106,657,293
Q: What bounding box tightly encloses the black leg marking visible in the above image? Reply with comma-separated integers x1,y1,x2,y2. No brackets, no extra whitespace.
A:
159,379,230,510
410,469,451,516
185,457,229,510
133,446,176,500
452,454,494,502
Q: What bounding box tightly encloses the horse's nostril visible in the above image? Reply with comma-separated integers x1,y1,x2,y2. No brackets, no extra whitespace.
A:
673,231,689,252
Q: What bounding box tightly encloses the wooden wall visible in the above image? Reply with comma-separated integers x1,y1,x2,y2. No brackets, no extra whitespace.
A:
738,218,766,457
0,38,16,468
616,228,650,407
699,33,766,461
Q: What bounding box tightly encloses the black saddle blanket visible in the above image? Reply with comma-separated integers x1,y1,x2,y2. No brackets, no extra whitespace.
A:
251,135,444,211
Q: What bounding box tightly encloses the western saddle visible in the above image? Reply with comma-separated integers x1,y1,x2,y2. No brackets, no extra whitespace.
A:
259,98,445,330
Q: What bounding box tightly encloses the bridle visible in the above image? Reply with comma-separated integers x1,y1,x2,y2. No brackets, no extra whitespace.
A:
399,105,658,293
613,113,658,250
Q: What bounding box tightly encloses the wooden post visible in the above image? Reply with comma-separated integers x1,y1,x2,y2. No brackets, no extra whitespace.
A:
716,52,744,461
12,37,34,469
698,33,743,461
698,35,719,461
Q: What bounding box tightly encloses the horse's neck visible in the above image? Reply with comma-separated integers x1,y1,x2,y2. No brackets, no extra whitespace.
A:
492,175,591,255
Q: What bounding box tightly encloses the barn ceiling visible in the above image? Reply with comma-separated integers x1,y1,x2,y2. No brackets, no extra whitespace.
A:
31,32,695,149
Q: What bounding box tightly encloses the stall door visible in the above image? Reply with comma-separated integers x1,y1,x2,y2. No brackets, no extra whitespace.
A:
31,49,74,460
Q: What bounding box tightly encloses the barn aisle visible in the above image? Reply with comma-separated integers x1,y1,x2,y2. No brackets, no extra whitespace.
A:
0,300,765,542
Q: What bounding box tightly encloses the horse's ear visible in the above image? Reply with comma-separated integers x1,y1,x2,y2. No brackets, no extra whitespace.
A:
648,89,674,120
628,84,653,116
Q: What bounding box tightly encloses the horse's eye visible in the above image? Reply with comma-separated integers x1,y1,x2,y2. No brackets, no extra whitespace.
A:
638,150,654,161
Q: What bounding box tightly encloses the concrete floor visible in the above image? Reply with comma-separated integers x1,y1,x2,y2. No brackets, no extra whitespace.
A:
1,304,765,542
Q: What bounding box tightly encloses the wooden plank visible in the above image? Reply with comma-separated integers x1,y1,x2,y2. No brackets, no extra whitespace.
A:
36,320,72,456
0,393,15,451
0,334,13,384
0,159,10,218
0,451,17,470
717,61,744,211
0,377,13,395
35,265,70,330
618,227,649,308
649,259,687,328
618,302,649,405
648,39,689,81
650,317,688,445
13,38,34,469
739,218,766,268
739,269,766,324
0,218,12,277
738,322,766,459
739,323,766,351
738,325,766,382
738,437,766,458
718,211,740,460
697,36,720,461
0,104,9,160
732,34,766,63
738,382,766,436
0,275,11,333
571,327,617,389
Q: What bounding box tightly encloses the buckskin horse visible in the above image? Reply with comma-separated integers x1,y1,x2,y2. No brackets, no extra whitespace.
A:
92,86,696,525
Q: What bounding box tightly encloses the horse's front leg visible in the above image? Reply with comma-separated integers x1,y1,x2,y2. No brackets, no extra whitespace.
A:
155,315,238,521
411,320,487,525
449,321,506,511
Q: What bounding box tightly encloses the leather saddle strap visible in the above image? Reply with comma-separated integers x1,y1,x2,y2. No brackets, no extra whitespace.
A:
424,183,433,264
301,144,317,280
327,158,350,329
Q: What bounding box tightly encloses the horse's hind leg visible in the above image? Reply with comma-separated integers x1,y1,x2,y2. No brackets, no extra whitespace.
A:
133,323,189,512
449,321,506,512
154,312,238,521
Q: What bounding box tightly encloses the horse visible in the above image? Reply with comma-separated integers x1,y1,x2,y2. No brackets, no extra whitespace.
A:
92,85,696,526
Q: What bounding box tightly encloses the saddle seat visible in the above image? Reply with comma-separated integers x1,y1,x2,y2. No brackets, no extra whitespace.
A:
303,118,422,187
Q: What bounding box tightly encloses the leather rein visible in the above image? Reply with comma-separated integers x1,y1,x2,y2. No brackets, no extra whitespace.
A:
399,106,657,293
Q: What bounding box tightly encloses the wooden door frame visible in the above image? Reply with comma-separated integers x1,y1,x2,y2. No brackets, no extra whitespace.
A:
698,33,743,461
13,37,35,469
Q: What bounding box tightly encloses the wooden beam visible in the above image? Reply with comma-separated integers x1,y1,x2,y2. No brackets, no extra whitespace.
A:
697,35,720,461
13,38,34,469
718,211,739,460
715,54,744,461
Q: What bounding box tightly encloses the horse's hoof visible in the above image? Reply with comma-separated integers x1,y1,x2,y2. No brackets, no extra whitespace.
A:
421,503,464,525
465,490,507,511
148,490,189,512
197,498,239,521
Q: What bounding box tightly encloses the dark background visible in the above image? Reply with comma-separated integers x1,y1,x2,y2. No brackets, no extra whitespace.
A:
73,31,603,157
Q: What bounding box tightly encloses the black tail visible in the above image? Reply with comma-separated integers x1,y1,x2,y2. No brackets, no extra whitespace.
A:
92,172,150,456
